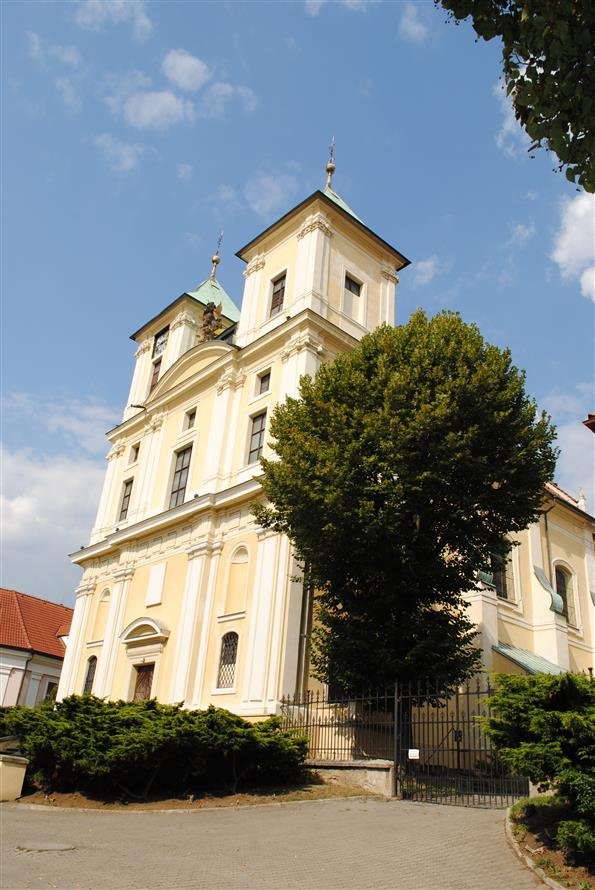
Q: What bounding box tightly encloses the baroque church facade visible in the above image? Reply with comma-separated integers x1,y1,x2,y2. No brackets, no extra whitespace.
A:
57,163,595,712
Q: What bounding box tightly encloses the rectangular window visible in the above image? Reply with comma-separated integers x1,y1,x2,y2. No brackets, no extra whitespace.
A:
491,554,514,601
152,326,169,358
169,445,192,508
270,274,286,317
345,274,361,296
258,371,271,394
149,358,162,393
133,664,154,701
129,443,140,464
184,408,196,431
248,412,267,464
119,479,133,522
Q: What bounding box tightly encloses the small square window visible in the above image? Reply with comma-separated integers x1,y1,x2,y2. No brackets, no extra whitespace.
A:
184,408,196,431
248,412,267,464
345,274,361,296
119,479,133,522
270,274,286,317
153,326,169,358
129,443,140,464
258,371,271,395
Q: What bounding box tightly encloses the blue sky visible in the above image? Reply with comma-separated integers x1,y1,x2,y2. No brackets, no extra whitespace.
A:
2,0,594,604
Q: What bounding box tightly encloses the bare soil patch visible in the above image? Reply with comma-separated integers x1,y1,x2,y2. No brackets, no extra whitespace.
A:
510,801,593,890
18,779,373,811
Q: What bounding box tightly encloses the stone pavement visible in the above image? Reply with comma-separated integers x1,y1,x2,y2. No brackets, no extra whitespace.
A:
1,797,541,890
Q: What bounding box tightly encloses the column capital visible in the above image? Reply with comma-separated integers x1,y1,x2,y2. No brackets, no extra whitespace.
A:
75,581,96,598
187,540,214,561
297,211,333,241
243,254,266,278
114,566,135,583
135,338,152,358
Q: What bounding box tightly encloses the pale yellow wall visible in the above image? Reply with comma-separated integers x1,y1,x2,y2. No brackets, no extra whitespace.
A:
492,652,529,675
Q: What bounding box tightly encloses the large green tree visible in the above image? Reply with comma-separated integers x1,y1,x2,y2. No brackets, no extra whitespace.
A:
437,0,595,192
254,311,557,692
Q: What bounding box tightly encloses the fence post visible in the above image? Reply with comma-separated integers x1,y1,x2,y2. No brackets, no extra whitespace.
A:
393,683,400,798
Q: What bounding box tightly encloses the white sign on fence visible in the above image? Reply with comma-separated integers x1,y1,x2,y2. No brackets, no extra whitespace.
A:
408,749,420,760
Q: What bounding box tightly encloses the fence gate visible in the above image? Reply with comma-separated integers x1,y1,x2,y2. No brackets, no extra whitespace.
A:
395,679,529,808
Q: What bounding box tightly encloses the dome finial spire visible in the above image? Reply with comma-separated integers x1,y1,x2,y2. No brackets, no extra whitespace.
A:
210,230,223,280
325,136,336,189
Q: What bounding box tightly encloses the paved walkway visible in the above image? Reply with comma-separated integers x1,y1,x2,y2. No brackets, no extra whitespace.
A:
1,797,541,890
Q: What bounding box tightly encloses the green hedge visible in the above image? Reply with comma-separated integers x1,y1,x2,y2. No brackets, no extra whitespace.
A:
484,673,594,867
0,696,307,800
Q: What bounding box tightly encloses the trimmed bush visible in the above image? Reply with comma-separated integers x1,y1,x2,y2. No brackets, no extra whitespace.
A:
484,673,594,867
0,696,307,800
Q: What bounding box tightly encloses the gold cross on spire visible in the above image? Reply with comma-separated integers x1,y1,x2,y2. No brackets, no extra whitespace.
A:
326,136,336,189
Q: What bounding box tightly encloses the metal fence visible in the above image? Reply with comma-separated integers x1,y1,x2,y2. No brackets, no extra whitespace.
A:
279,679,529,808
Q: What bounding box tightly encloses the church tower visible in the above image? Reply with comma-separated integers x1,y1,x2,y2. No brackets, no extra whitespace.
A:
57,157,410,713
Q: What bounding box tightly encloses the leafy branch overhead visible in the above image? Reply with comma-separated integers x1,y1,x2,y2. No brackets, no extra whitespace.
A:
255,312,557,693
437,0,595,192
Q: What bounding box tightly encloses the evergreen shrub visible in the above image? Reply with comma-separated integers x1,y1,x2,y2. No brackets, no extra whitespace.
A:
484,673,594,867
0,696,307,800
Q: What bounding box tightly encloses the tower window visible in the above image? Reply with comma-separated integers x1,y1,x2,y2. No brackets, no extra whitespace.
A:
217,632,238,688
258,370,271,394
345,274,361,296
184,408,196,431
83,656,97,695
149,358,162,393
119,479,133,522
270,274,286,317
555,566,576,625
248,412,266,464
129,443,140,464
169,445,192,508
153,326,169,358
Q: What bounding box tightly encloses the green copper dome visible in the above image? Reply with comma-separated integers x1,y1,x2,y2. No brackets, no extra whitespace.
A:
186,276,240,323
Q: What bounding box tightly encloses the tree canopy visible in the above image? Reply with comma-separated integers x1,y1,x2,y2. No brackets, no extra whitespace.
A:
437,0,595,192
254,311,557,692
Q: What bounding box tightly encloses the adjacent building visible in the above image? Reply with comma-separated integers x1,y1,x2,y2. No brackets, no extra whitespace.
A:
0,588,73,706
56,162,594,713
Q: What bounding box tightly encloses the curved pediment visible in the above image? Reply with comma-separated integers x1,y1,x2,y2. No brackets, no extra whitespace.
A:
120,617,170,645
149,341,235,400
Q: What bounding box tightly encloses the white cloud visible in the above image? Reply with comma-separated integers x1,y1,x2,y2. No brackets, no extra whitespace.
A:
0,394,119,599
216,184,237,203
579,266,595,302
26,31,82,67
243,169,300,218
54,76,82,112
541,383,595,504
177,163,193,180
305,0,325,15
75,0,153,40
399,3,428,43
123,90,195,129
493,81,531,158
413,255,441,287
509,222,536,243
162,49,211,92
550,192,595,302
102,69,151,116
200,82,258,118
94,133,145,172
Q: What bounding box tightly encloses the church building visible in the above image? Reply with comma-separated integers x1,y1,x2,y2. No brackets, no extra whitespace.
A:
57,159,594,712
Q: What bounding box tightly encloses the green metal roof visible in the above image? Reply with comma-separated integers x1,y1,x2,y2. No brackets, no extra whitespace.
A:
323,185,361,221
492,642,566,675
186,277,240,323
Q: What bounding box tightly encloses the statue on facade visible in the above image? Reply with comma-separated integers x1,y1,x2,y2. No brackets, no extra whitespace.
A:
198,302,223,341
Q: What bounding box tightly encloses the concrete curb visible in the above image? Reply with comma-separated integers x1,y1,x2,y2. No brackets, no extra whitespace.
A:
505,807,567,890
6,793,384,816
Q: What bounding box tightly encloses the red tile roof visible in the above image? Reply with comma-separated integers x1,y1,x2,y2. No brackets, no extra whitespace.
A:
0,589,73,659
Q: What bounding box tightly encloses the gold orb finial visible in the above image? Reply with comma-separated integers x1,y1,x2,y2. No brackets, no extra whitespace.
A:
326,136,336,189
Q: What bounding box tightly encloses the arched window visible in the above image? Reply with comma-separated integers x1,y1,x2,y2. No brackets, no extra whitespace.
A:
217,632,238,689
83,656,97,694
555,566,576,625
